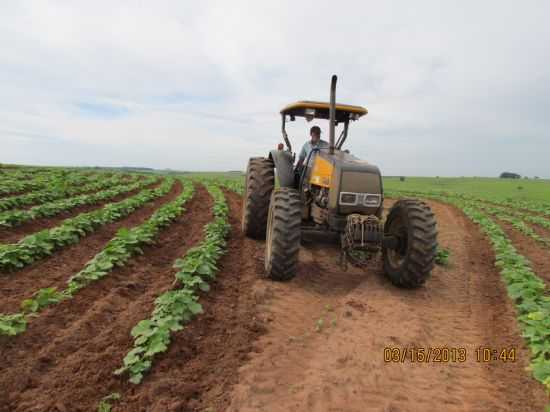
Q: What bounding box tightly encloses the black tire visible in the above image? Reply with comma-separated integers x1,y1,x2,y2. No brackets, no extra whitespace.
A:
382,199,437,288
265,188,301,281
241,157,274,239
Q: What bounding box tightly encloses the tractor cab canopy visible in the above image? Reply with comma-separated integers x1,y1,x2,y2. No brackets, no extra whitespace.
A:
281,101,367,122
280,101,368,152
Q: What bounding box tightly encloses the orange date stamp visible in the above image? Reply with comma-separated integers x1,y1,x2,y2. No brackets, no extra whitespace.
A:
384,347,467,363
383,347,517,363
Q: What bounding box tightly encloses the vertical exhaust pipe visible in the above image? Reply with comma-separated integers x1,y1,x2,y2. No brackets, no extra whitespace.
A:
329,74,337,155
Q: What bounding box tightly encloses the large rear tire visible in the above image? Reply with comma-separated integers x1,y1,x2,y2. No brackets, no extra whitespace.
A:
382,199,437,288
265,188,301,281
241,157,274,239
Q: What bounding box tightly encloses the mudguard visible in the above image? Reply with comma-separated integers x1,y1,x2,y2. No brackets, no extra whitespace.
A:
269,149,295,188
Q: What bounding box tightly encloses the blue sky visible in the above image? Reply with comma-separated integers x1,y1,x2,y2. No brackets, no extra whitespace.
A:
1,1,549,176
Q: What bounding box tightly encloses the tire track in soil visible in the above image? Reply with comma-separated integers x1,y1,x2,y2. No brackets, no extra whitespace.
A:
0,184,214,412
0,181,160,244
112,189,265,412
0,179,171,315
227,200,547,411
494,219,550,286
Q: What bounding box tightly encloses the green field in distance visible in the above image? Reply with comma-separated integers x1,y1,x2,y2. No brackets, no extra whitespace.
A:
383,177,550,202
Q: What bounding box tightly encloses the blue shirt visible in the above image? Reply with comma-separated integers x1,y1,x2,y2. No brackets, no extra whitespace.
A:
298,139,329,163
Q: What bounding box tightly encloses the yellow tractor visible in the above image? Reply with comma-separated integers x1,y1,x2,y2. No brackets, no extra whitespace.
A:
241,75,437,288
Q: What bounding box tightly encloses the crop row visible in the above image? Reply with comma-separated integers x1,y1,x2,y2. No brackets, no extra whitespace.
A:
0,174,138,212
386,190,550,247
0,176,157,228
387,188,550,392
220,178,244,195
466,199,550,231
472,202,550,247
0,177,172,272
115,181,230,384
0,169,103,196
388,187,550,216
0,179,194,337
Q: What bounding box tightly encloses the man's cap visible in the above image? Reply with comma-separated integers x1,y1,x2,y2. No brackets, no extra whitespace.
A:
310,126,321,135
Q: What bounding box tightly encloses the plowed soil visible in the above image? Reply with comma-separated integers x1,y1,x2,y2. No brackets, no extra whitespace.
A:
497,219,550,286
0,180,178,314
0,181,159,244
528,221,550,243
0,184,213,411
0,192,547,411
224,199,547,411
112,190,264,412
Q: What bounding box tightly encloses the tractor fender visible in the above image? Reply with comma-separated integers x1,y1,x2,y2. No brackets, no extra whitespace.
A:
269,149,295,188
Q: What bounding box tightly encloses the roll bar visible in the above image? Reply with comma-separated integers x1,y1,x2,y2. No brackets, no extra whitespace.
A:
329,75,337,155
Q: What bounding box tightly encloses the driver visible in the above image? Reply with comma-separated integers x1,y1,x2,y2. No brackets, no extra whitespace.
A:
296,126,329,169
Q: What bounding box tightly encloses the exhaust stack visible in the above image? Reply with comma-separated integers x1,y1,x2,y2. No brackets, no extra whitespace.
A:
329,75,337,155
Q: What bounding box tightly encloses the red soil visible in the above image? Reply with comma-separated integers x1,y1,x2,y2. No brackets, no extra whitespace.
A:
0,192,546,411
0,179,175,314
0,181,160,244
0,184,214,411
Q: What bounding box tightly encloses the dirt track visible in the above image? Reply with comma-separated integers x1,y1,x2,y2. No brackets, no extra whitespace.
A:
224,199,547,411
0,192,547,411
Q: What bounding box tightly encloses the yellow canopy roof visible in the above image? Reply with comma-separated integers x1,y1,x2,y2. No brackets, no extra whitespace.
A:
280,100,368,121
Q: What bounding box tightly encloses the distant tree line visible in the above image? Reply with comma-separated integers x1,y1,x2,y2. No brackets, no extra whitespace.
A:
500,172,521,179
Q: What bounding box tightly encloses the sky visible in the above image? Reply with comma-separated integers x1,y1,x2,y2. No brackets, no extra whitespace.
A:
1,1,549,176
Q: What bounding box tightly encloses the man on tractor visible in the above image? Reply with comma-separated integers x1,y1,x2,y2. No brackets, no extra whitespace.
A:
296,125,329,169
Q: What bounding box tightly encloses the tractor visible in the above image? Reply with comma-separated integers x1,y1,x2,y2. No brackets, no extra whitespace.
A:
241,75,437,288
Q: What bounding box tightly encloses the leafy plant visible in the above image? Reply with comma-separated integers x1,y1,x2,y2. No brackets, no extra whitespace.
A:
21,287,65,313
0,176,166,271
115,182,230,384
0,174,137,212
0,313,27,336
97,392,121,412
435,247,450,266
0,179,194,337
0,176,156,228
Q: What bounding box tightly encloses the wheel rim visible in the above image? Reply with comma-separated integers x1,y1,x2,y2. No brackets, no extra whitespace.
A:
387,215,408,268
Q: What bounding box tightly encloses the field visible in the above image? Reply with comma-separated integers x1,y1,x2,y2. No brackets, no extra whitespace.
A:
384,176,550,202
0,167,549,411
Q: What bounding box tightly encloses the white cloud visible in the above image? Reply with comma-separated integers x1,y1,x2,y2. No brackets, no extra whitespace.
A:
0,0,549,176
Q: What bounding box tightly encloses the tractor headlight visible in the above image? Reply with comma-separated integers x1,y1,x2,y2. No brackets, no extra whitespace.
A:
339,192,358,205
363,194,381,207
339,192,381,207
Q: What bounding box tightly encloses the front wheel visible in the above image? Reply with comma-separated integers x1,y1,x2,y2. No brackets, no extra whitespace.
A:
382,199,438,288
265,188,301,281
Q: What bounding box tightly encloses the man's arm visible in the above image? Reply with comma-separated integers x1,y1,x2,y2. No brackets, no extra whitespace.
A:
296,143,308,168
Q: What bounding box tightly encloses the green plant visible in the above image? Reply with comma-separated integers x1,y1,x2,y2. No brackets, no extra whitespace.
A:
97,392,121,412
0,313,27,336
435,247,450,266
0,180,194,337
0,177,167,271
0,176,156,228
315,317,324,333
115,182,230,384
0,173,137,212
21,287,65,313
